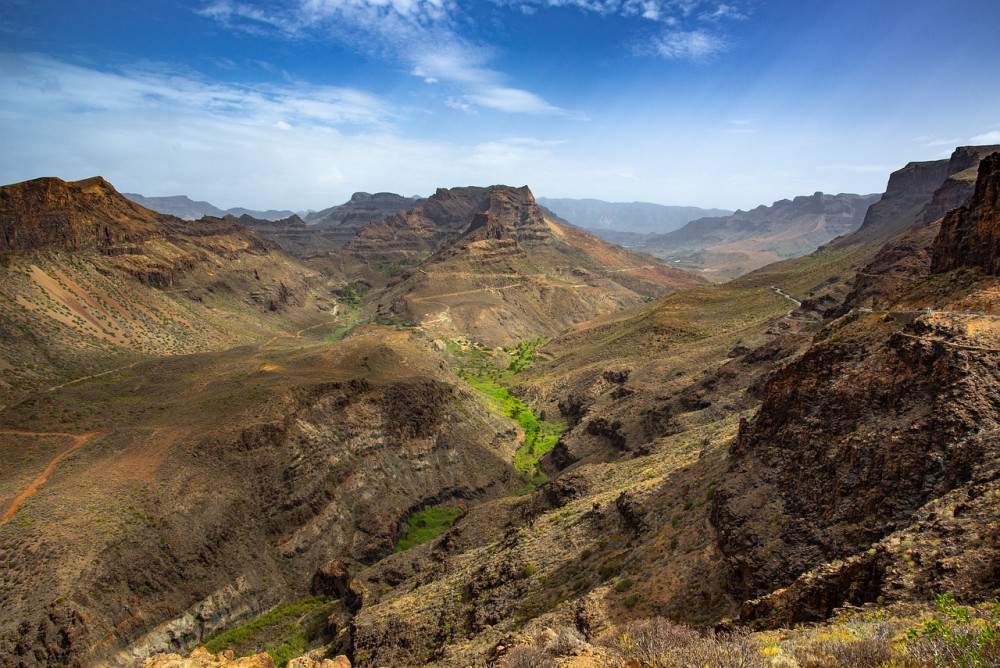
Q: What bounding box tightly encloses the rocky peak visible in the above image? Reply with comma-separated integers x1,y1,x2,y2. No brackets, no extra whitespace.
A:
0,175,169,255
931,151,1000,274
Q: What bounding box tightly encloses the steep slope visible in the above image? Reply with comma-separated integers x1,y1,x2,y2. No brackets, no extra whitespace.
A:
124,193,295,221
639,192,880,280
710,150,1000,627
370,185,707,344
0,176,343,406
318,146,1000,665
343,186,490,265
0,331,523,666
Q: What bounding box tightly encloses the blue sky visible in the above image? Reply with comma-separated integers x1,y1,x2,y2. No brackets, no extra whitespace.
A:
2,0,999,211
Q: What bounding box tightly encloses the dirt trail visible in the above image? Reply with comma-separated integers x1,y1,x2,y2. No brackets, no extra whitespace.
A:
260,311,340,348
48,361,143,392
1,429,101,523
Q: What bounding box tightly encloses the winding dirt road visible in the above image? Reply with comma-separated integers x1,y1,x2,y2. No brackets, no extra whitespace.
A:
1,429,101,523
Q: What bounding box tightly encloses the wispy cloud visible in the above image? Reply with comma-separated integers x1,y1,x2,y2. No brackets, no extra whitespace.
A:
198,0,574,116
652,29,726,60
971,130,1000,144
503,0,749,60
0,52,578,209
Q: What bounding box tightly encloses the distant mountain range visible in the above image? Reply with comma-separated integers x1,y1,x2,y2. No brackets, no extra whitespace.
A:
624,192,881,280
123,193,296,221
537,197,732,234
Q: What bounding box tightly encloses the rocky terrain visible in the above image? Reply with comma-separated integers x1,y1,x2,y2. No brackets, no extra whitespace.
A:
367,185,707,344
2,146,1000,668
306,192,424,248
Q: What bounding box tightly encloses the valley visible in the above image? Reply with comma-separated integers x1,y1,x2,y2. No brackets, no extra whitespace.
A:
1,145,1000,668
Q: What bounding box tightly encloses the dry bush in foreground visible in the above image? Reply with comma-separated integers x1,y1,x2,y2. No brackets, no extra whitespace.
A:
598,617,765,668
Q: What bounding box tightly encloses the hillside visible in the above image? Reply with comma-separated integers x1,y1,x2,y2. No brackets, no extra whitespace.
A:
636,192,880,280
367,185,708,344
3,148,1000,668
0,176,344,407
306,192,424,248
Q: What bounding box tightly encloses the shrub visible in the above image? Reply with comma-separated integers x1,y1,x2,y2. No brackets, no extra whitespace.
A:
498,646,554,668
599,617,765,668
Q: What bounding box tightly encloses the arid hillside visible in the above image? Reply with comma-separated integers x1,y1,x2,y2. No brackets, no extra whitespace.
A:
370,185,706,344
2,150,1000,668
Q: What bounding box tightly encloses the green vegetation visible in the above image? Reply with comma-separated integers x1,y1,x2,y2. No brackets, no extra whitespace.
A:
336,281,367,307
906,593,1000,667
448,338,566,491
201,596,334,667
395,505,463,552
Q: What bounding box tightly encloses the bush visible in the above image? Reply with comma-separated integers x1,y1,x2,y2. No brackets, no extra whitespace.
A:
599,617,765,668
498,646,555,668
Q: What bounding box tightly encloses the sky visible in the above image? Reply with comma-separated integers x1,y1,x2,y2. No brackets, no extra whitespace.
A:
1,1,1000,212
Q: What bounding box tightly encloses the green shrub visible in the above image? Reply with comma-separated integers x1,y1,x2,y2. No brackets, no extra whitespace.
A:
395,506,462,552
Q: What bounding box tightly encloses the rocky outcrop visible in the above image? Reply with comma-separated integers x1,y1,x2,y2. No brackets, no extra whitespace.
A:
0,176,167,255
712,310,1000,608
236,213,340,257
344,187,489,264
307,192,424,247
932,151,1000,275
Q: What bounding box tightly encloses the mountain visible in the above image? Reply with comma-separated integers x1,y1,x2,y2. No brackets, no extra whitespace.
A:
637,191,881,280
305,192,424,248
0,176,342,406
4,148,1000,667
356,185,708,344
536,197,731,234
234,213,341,258
123,193,296,221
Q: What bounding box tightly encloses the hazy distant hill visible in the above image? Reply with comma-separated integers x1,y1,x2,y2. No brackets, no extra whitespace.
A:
537,197,731,234
639,191,880,280
123,192,295,221
305,191,425,247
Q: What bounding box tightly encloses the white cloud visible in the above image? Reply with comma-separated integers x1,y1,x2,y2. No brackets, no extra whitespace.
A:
0,52,584,209
970,130,1000,144
198,0,573,116
653,29,726,59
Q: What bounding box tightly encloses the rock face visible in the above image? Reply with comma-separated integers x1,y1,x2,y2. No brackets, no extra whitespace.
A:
1,177,167,254
236,213,341,257
932,151,1000,275
344,187,489,264
836,146,1000,314
307,192,424,248
369,185,706,344
710,147,1000,627
843,159,950,245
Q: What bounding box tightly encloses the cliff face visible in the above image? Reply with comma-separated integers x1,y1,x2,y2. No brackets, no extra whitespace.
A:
371,185,705,344
710,148,1000,628
932,152,1000,275
0,177,167,255
344,187,489,264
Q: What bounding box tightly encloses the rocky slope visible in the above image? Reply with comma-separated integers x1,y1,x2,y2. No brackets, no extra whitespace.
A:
236,213,341,257
637,192,880,280
306,192,424,248
0,331,523,666
933,151,1000,275
710,148,1000,627
369,185,707,344
0,176,344,406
